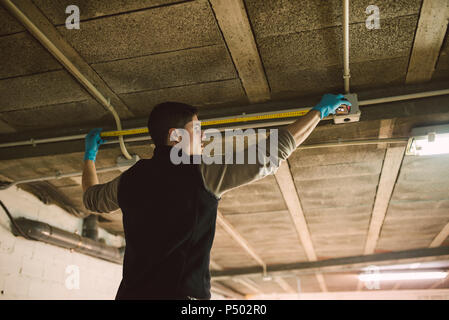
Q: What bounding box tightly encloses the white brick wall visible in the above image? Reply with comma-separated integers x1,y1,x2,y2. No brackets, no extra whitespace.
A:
0,186,123,300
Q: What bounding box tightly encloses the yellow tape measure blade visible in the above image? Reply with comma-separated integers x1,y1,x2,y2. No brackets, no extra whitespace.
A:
101,128,149,137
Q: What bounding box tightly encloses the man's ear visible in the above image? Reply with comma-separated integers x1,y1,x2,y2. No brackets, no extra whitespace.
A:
168,128,180,143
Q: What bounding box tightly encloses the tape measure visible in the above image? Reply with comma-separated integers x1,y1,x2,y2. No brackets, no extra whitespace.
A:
100,109,313,138
100,128,148,137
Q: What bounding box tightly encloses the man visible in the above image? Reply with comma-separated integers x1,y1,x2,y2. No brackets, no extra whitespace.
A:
82,94,350,300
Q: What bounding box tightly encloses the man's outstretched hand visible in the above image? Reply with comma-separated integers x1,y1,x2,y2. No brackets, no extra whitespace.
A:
312,93,352,119
84,128,105,161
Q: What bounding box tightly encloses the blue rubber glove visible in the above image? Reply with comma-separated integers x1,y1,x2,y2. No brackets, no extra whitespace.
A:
312,93,352,119
84,128,105,161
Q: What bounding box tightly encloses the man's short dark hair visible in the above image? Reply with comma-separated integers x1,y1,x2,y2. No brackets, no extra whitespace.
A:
147,102,198,147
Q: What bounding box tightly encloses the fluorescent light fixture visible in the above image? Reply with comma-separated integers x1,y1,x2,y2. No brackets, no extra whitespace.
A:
407,124,449,156
358,271,448,282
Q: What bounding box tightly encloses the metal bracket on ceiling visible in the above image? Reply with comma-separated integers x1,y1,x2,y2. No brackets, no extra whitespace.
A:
333,93,361,124
262,265,272,281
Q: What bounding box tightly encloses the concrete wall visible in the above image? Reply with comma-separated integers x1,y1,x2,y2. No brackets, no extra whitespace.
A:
0,186,124,300
0,185,225,300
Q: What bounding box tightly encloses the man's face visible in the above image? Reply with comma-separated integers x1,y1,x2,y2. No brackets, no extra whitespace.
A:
183,115,204,155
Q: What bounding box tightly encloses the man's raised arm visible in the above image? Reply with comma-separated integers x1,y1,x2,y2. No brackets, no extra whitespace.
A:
201,93,351,198
286,93,350,147
82,128,121,214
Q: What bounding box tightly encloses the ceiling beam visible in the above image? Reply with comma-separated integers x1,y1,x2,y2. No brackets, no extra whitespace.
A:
216,210,266,271
208,0,270,103
209,259,247,299
214,226,295,294
357,146,405,290
216,211,278,294
210,259,224,271
377,119,396,149
210,281,245,299
430,223,449,248
211,259,264,297
1,0,133,118
213,219,295,294
232,278,263,295
429,277,447,289
211,246,449,281
406,0,449,83
274,276,297,294
363,146,406,254
275,162,316,260
214,268,298,296
274,161,328,292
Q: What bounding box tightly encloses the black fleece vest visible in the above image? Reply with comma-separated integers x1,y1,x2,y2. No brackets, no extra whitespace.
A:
115,146,219,300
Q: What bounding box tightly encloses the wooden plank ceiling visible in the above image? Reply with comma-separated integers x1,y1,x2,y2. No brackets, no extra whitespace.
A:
0,0,449,298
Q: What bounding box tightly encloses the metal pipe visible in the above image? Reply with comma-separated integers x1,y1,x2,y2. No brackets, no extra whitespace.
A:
0,134,87,148
343,0,351,93
2,0,132,160
106,99,133,160
297,137,408,150
359,88,449,106
1,89,448,150
12,217,123,264
0,137,408,189
0,163,133,190
82,214,99,241
211,246,449,281
217,211,268,279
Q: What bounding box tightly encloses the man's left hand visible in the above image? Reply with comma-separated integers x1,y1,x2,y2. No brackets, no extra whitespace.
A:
84,128,105,161
312,93,352,119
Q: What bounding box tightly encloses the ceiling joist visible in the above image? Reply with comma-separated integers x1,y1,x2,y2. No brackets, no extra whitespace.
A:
377,119,396,149
233,278,263,295
430,223,449,248
210,281,244,299
275,161,328,292
216,211,298,294
208,0,270,103
217,210,266,270
363,146,406,255
357,145,405,290
209,259,250,298
274,276,297,294
406,0,449,83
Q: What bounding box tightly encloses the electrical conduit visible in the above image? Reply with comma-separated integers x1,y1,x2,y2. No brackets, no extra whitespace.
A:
2,0,132,160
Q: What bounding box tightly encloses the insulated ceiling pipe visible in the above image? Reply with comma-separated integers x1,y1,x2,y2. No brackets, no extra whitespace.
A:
343,0,351,93
12,217,123,264
1,0,132,160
